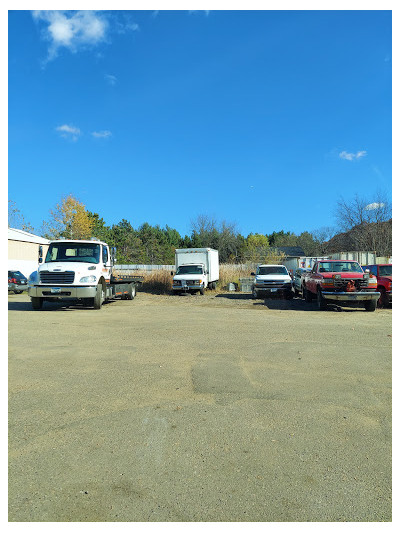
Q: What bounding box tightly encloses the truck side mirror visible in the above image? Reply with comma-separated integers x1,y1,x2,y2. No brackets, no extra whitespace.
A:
38,245,43,263
110,247,116,265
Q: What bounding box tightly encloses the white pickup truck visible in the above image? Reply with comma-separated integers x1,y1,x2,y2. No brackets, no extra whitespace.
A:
251,264,294,300
28,239,143,310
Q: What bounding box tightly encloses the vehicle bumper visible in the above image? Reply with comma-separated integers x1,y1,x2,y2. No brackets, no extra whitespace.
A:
172,284,204,292
254,285,293,294
28,285,98,299
321,291,380,301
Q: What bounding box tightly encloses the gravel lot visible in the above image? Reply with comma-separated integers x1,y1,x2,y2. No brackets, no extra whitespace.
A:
8,290,392,522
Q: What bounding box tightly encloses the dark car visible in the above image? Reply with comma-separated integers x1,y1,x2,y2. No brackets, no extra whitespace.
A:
8,270,28,294
293,267,310,296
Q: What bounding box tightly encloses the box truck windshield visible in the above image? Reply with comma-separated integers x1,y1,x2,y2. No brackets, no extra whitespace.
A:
45,243,101,264
176,265,203,275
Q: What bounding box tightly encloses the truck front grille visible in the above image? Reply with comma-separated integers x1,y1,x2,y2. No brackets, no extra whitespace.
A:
39,271,75,284
332,278,369,290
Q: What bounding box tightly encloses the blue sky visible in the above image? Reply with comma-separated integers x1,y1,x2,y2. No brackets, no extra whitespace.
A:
8,9,392,238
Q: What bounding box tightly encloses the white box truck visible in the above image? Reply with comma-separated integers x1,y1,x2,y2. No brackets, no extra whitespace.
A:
172,248,219,295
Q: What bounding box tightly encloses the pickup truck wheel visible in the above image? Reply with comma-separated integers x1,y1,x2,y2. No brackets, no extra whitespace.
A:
93,283,104,309
317,289,327,310
14,290,23,294
303,285,312,302
31,297,43,310
378,287,387,308
126,283,136,300
364,299,377,312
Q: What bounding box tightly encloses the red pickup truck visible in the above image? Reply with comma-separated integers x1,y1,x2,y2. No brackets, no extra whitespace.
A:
364,264,392,307
302,259,380,311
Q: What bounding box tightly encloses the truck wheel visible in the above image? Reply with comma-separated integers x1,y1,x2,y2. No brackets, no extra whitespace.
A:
285,290,294,300
317,289,327,310
14,290,23,294
378,287,387,308
126,283,136,300
200,286,205,295
93,283,104,309
31,297,43,310
303,285,312,302
364,299,377,312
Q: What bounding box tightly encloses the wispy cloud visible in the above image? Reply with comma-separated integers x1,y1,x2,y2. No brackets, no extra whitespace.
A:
188,10,211,16
56,124,81,142
105,74,117,86
32,10,139,63
365,202,385,211
92,130,112,139
339,150,367,161
32,10,108,62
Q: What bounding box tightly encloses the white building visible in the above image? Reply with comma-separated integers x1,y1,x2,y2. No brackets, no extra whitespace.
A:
8,228,50,278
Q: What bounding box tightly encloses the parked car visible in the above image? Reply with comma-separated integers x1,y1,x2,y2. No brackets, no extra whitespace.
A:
364,264,392,307
251,264,294,299
293,267,310,296
8,270,28,294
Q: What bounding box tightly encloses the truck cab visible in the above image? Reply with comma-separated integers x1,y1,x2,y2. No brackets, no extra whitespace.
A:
251,264,293,299
29,239,115,309
172,263,208,294
364,264,392,307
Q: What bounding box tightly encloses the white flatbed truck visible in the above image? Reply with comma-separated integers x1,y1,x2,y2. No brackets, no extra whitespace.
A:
28,239,143,310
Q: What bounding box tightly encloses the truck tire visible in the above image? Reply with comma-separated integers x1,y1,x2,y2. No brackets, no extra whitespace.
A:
200,286,205,295
14,290,23,294
364,299,377,312
126,283,136,300
93,283,104,309
317,289,327,310
378,287,388,308
31,297,43,310
303,284,312,302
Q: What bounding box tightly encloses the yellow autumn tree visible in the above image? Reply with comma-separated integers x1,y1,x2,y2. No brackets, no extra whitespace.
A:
42,195,94,240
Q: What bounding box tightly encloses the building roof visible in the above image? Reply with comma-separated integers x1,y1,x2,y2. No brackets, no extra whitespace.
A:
8,227,50,245
272,246,306,257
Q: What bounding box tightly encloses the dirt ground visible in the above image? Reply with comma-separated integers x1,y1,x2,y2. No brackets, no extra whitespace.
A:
8,289,392,522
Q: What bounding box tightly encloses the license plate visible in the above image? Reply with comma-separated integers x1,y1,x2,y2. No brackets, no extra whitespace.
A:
271,288,277,292
51,287,61,294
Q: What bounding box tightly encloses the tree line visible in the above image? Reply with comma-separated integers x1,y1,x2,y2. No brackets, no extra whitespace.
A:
8,192,392,264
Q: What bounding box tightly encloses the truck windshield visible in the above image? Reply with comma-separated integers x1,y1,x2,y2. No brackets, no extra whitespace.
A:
257,266,288,275
45,243,101,264
176,265,203,275
379,265,392,276
318,262,363,273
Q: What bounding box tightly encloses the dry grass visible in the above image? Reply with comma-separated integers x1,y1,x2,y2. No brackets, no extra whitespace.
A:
123,253,287,294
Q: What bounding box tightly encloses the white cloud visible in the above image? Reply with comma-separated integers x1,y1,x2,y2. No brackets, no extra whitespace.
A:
32,10,109,61
339,150,367,161
365,202,385,211
92,130,112,138
56,124,81,141
105,74,117,86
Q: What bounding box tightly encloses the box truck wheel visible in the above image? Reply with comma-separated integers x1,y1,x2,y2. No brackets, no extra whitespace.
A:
200,286,205,295
93,283,104,309
31,297,43,310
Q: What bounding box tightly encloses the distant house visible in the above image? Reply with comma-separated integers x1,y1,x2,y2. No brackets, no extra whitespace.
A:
8,228,50,278
271,246,306,274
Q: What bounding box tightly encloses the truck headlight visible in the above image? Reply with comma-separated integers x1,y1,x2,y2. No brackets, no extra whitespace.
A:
79,275,97,283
